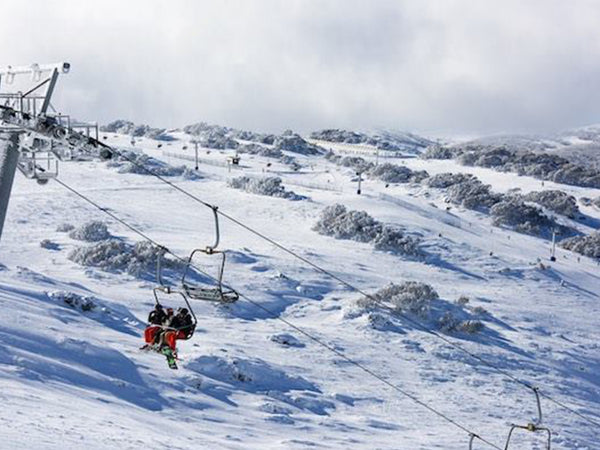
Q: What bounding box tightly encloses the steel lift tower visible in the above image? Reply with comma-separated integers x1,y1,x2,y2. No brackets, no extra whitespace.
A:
0,62,111,242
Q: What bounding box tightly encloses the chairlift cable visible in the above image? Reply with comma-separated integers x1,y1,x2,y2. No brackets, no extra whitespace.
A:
93,141,600,430
53,176,502,450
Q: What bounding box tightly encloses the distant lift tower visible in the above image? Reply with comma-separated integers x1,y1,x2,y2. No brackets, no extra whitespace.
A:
0,62,111,242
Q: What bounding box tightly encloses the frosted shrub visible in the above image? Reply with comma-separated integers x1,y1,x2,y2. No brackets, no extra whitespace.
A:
420,145,460,160
56,223,74,232
68,239,183,277
447,144,600,188
101,119,135,134
227,176,303,200
313,204,380,242
274,133,323,155
367,163,429,184
372,282,439,317
438,312,483,334
490,199,556,236
325,153,374,172
340,156,374,172
107,150,200,179
559,232,600,258
372,226,421,256
472,306,488,315
101,120,166,139
522,190,579,218
447,179,502,210
311,129,367,144
438,311,461,332
459,319,484,334
427,172,475,189
237,143,283,158
551,164,600,188
456,295,470,305
48,291,97,312
350,283,486,335
69,221,111,242
201,134,239,150
312,129,432,153
313,204,421,256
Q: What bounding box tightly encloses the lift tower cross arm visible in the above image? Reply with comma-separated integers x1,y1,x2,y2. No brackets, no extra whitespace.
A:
0,62,107,244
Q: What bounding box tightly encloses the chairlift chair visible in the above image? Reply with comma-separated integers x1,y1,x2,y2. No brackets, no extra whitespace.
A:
503,388,551,450
181,206,239,304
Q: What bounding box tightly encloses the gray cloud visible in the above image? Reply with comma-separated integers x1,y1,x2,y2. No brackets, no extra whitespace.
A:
2,0,600,137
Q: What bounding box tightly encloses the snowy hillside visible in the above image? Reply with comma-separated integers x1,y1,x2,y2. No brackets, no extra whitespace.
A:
1,128,599,450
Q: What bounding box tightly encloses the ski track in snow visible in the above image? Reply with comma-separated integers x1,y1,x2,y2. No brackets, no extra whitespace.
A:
0,133,598,449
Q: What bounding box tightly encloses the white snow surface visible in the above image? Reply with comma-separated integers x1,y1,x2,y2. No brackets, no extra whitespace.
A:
0,133,599,449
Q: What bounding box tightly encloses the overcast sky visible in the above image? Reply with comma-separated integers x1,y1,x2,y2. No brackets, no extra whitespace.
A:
1,0,600,137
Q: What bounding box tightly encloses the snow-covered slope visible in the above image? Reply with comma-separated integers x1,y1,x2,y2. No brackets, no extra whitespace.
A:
1,131,599,449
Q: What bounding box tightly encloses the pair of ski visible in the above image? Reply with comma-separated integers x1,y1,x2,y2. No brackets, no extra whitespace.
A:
140,343,178,369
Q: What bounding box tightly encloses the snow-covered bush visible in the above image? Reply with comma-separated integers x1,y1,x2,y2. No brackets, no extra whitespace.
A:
421,145,461,160
372,282,439,317
274,133,323,155
439,313,484,334
311,129,433,153
490,199,556,236
522,190,579,218
447,179,503,210
101,120,168,139
313,204,422,256
201,134,239,150
227,176,304,200
456,295,470,306
106,150,201,179
445,144,600,189
438,311,461,332
313,204,382,242
551,163,600,188
100,119,135,134
367,163,429,184
310,129,367,144
56,223,74,232
349,282,485,335
237,143,282,158
426,172,476,189
559,232,600,258
371,225,422,255
69,221,111,242
68,239,183,278
48,291,97,312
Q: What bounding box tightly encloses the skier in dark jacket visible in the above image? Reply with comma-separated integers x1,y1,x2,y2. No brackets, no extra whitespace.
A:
162,308,195,354
143,304,171,346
